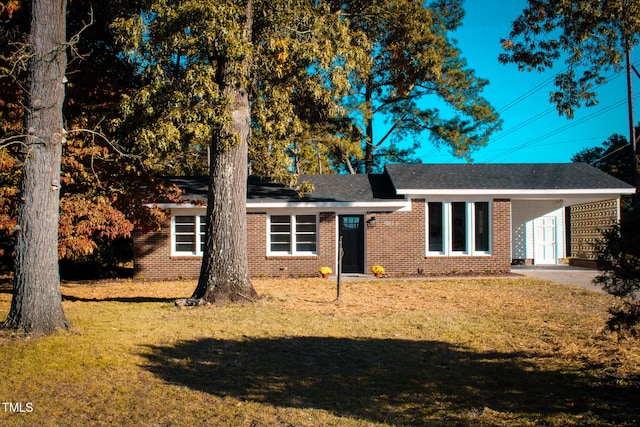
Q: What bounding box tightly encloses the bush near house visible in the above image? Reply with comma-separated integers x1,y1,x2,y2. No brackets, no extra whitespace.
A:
594,208,640,335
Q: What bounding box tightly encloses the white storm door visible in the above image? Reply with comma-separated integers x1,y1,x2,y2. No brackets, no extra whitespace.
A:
534,217,556,265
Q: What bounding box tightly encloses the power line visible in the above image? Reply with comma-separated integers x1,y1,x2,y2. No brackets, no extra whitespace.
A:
489,106,556,143
479,94,639,163
591,142,630,165
475,135,610,154
496,72,561,114
495,62,633,116
486,61,634,140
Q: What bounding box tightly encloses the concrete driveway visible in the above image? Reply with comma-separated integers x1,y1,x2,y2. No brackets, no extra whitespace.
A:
511,265,604,293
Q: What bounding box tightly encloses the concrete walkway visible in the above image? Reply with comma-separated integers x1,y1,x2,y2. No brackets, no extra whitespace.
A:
511,265,603,293
338,265,606,294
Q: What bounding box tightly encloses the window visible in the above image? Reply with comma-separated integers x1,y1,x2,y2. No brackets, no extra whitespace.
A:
428,202,443,252
426,201,491,255
173,215,206,256
270,215,292,253
474,202,490,252
451,202,467,252
295,215,317,252
269,214,318,255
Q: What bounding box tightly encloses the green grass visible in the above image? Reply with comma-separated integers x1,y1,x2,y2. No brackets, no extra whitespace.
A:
0,277,638,426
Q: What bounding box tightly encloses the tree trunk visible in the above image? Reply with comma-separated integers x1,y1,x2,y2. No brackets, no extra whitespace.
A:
191,0,257,304
3,0,68,336
364,81,374,174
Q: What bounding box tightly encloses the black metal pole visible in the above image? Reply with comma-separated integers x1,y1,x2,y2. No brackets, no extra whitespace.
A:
337,236,343,301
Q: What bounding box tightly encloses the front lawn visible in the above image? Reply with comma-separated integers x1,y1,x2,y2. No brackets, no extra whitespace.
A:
1,277,638,426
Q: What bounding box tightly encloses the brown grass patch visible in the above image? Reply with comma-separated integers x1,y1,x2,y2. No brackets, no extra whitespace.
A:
1,277,639,426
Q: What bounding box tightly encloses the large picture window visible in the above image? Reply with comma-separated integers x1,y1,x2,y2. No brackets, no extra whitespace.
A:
426,201,491,255
269,214,318,255
173,214,206,256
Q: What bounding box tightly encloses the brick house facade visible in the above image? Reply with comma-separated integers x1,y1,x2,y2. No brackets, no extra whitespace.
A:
133,164,634,280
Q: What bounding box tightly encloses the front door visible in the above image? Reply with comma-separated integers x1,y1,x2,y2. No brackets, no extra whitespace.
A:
534,217,557,265
339,215,365,274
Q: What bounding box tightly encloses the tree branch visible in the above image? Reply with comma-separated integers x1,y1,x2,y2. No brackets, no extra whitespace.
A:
66,6,94,63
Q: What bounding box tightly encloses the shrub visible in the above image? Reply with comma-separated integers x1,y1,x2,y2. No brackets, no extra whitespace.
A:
371,265,385,275
594,207,640,336
318,267,332,276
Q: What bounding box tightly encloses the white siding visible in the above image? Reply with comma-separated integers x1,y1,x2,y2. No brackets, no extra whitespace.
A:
511,200,564,263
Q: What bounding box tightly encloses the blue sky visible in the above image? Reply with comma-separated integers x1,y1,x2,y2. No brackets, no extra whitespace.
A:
413,0,635,164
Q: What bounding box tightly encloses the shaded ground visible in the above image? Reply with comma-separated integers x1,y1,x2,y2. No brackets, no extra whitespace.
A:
142,336,637,426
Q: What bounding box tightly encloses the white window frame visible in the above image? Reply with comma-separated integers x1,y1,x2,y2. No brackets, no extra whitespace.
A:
425,200,491,256
171,211,206,256
267,213,319,256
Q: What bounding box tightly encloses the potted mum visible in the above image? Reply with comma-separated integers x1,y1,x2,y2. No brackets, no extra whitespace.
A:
371,265,385,278
318,267,332,279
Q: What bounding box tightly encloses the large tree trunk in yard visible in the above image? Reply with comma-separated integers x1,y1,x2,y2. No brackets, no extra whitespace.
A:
190,0,257,304
192,129,256,303
3,0,68,336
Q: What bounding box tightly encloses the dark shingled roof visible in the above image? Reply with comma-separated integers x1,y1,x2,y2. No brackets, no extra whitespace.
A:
385,163,634,191
166,173,402,204
165,176,208,202
165,163,633,204
295,174,402,202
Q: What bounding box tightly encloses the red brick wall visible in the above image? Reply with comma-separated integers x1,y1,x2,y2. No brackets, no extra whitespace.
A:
133,217,202,280
246,212,336,277
134,200,512,280
134,212,337,280
365,199,512,276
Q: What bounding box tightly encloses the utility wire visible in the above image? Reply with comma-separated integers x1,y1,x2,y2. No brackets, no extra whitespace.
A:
591,142,630,165
496,69,565,114
476,63,638,162
480,93,639,163
481,98,629,162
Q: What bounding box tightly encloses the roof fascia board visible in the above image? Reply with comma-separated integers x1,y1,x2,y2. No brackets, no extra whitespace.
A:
246,201,409,209
396,188,635,197
149,200,411,211
147,203,204,209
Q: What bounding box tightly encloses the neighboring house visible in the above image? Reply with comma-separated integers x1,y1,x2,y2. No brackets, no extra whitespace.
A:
133,163,635,280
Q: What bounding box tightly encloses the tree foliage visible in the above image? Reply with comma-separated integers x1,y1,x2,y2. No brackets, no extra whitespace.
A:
325,0,501,173
499,0,640,118
112,0,375,301
0,0,180,272
247,1,368,179
111,0,361,183
243,0,503,175
571,133,633,184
